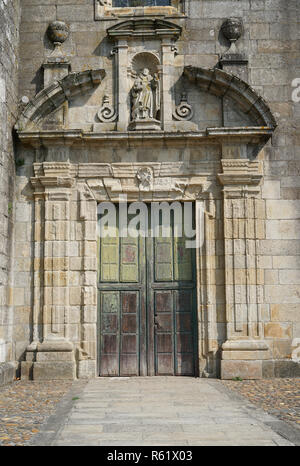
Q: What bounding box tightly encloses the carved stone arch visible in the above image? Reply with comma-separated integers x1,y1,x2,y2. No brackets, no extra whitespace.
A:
184,66,277,129
15,69,106,132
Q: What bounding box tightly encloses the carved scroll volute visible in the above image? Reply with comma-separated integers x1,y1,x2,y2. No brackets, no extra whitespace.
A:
97,95,117,123
173,93,194,121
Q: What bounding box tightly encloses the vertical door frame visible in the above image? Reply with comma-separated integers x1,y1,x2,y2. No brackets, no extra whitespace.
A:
97,200,201,377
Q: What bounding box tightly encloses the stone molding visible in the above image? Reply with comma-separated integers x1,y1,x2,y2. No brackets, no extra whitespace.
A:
218,159,262,190
106,18,182,40
95,1,185,21
17,127,274,147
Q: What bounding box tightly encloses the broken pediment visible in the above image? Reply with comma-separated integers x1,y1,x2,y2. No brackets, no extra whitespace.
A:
183,66,277,129
15,63,276,141
15,69,105,132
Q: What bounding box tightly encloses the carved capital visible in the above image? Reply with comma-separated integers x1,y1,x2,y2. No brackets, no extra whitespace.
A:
218,159,262,194
31,162,75,191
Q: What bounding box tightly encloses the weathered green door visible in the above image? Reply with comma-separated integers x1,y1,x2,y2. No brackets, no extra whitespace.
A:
98,203,197,376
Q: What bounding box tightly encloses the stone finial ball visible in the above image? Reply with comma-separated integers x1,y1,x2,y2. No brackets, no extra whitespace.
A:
47,20,70,45
221,18,243,42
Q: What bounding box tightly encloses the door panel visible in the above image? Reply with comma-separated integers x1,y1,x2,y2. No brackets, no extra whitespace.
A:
98,203,197,377
150,208,196,376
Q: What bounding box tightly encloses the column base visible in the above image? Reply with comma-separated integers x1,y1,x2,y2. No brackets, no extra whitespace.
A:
221,339,270,380
21,339,76,381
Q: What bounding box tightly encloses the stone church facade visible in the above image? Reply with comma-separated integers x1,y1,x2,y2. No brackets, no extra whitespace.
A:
0,0,300,384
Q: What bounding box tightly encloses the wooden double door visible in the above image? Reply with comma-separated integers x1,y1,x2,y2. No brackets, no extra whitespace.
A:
98,203,197,376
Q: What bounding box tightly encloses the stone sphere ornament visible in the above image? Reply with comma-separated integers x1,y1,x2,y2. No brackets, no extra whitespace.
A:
47,20,70,47
221,18,243,53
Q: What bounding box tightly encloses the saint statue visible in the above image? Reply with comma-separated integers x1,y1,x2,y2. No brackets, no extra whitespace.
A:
131,68,160,121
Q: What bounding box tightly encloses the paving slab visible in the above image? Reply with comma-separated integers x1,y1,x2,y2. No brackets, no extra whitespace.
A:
32,377,298,446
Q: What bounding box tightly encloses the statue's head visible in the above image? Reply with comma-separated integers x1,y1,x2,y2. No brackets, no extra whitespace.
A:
142,68,150,76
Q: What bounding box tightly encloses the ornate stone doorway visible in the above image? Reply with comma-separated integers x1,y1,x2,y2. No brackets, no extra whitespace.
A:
98,202,197,376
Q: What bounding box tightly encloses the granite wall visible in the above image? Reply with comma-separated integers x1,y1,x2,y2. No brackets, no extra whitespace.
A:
10,0,300,378
0,0,20,384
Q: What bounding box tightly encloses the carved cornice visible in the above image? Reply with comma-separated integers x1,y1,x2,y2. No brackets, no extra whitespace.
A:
17,127,273,148
31,162,75,190
107,19,182,41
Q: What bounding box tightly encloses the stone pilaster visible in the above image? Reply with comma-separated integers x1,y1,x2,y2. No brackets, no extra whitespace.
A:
196,197,219,378
22,162,76,380
116,39,129,132
76,183,98,378
218,158,270,379
161,37,176,131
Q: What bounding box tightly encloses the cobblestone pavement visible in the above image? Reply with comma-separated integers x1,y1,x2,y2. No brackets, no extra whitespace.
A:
35,378,296,446
222,378,300,428
0,380,74,446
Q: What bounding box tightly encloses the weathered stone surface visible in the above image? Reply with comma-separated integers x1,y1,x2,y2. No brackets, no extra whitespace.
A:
221,360,263,380
33,362,76,380
0,362,16,386
0,0,21,381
